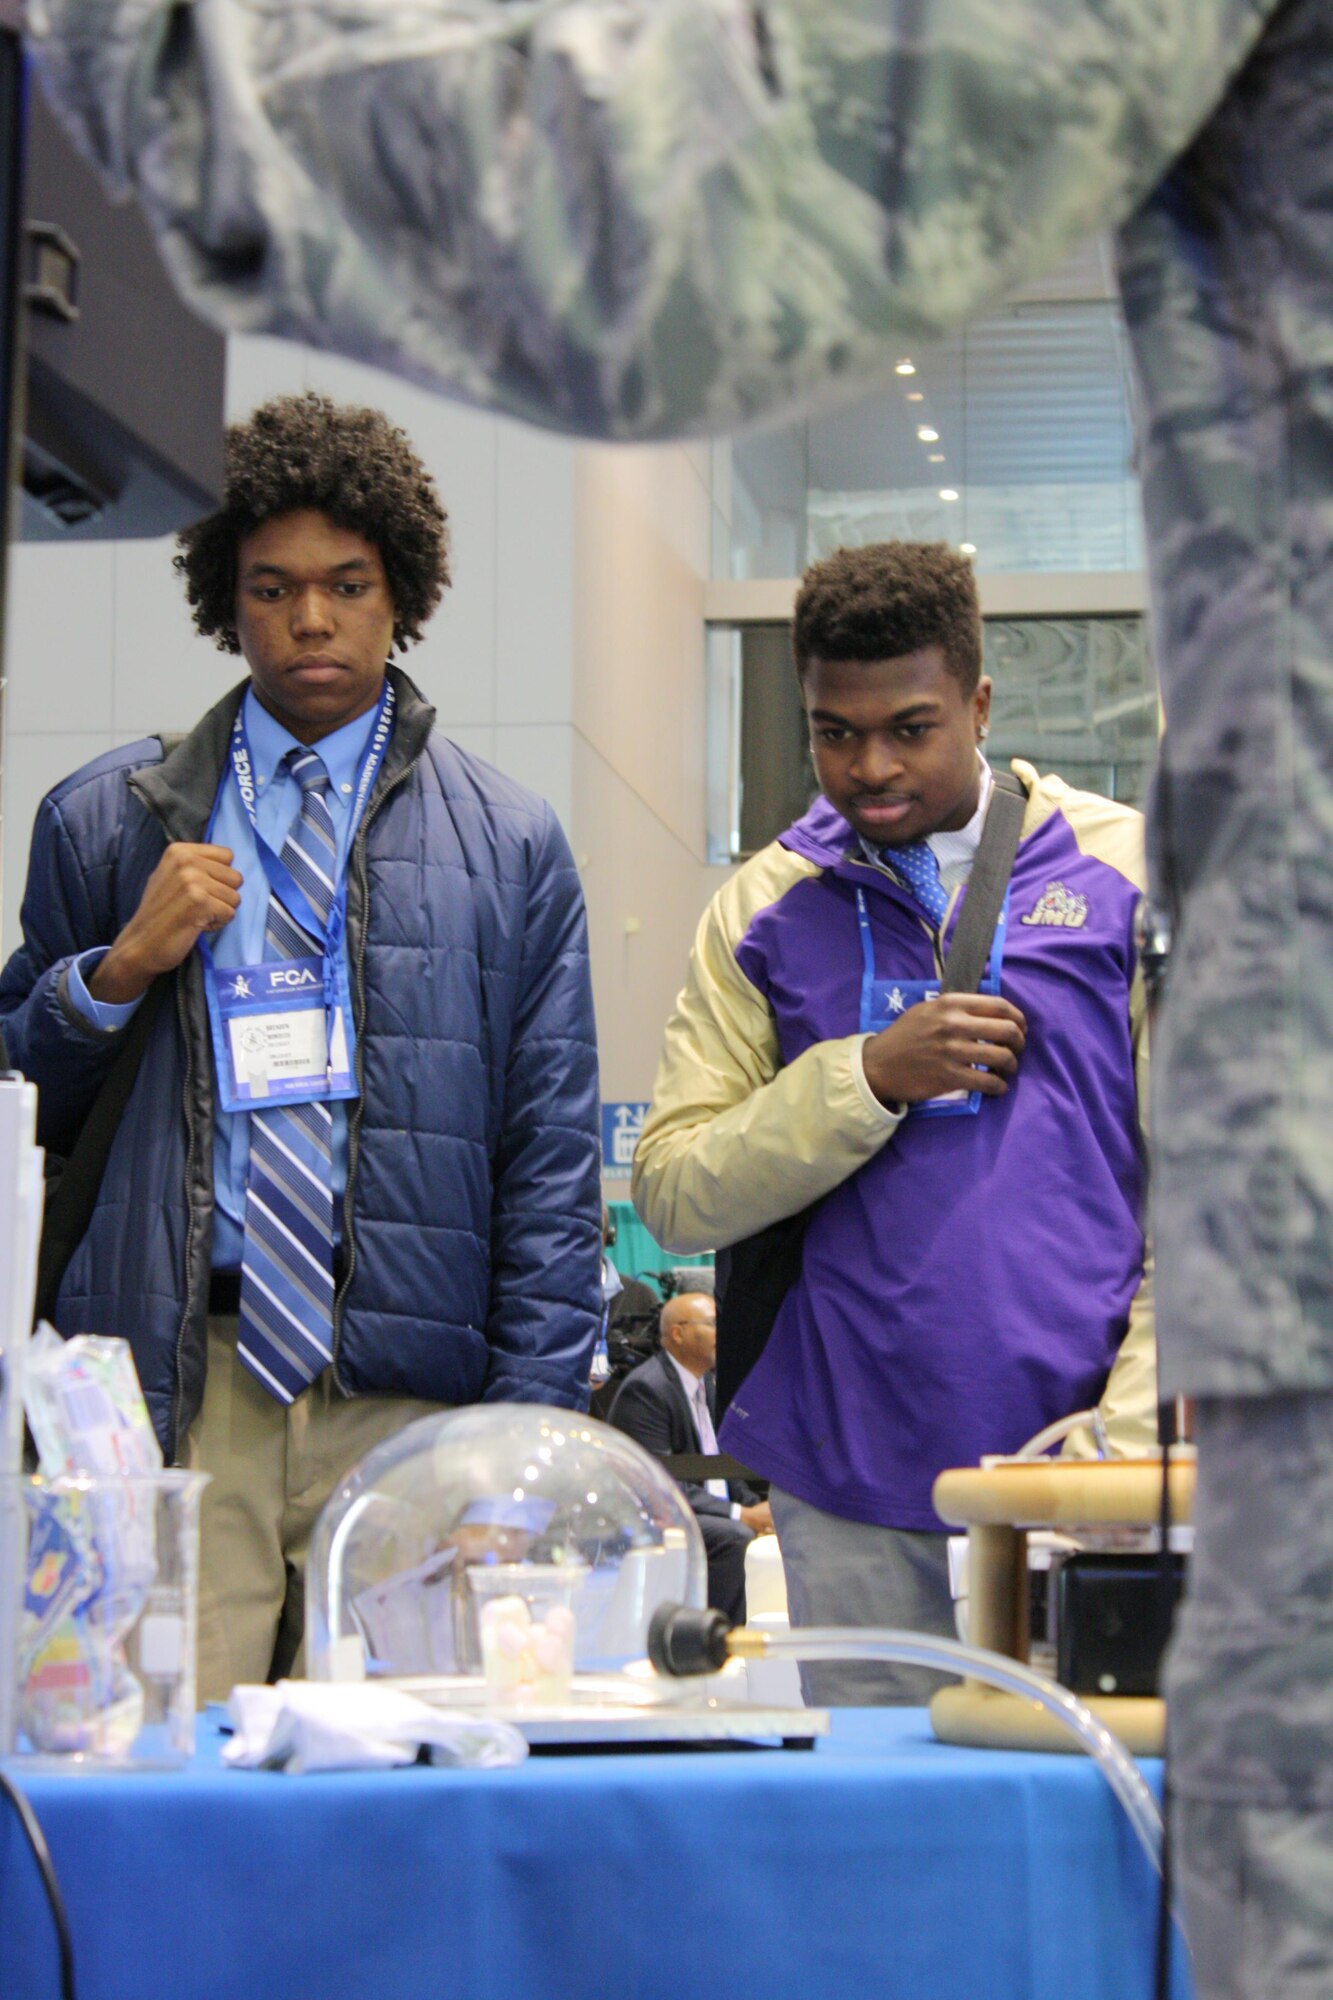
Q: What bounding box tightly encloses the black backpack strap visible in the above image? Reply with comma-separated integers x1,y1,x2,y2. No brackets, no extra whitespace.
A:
715,1212,810,1421
940,769,1028,995
34,730,184,1325
35,975,170,1323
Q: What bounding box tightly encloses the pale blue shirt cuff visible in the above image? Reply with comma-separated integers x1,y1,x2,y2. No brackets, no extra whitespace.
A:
67,949,143,1032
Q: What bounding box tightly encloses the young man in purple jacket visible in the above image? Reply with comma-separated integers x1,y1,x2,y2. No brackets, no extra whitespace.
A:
634,541,1155,1703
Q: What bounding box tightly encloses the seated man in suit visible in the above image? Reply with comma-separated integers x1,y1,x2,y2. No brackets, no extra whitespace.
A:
610,1291,772,1624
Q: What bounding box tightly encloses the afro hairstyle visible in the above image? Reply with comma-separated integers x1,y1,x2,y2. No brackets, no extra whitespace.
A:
175,391,449,654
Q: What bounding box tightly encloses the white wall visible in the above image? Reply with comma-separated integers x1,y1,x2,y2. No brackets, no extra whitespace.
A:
570,440,733,1101
0,336,731,1121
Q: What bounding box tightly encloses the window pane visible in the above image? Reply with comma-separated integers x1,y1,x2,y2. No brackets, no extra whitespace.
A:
986,617,1157,807
711,614,1156,860
721,259,1142,580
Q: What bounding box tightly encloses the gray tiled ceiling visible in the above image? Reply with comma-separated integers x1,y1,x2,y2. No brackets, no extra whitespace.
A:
804,243,1133,496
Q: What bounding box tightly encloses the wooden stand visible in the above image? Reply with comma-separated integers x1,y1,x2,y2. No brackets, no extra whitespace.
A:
929,1458,1195,1756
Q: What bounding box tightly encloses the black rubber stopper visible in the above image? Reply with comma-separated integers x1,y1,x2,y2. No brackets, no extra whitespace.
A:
647,1602,733,1677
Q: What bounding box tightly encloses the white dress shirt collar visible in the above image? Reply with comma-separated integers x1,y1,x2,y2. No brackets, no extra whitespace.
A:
243,683,385,817
665,1347,708,1411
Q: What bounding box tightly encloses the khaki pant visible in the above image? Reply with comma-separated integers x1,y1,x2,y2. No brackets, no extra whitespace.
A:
183,1315,446,1704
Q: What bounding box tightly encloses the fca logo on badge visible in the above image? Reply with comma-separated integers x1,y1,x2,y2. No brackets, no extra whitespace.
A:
228,975,254,1000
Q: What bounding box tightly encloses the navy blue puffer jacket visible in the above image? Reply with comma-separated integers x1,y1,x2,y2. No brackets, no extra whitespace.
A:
0,669,602,1458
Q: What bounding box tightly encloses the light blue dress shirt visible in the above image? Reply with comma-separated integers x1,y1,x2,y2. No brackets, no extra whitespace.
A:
70,687,383,1268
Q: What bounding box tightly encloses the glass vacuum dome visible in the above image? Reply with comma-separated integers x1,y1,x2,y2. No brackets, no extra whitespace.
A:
305,1406,708,1691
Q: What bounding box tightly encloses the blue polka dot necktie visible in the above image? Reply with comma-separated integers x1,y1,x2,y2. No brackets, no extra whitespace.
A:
886,842,950,928
236,749,338,1404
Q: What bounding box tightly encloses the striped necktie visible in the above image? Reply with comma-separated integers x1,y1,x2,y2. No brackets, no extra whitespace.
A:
236,749,338,1403
887,841,950,928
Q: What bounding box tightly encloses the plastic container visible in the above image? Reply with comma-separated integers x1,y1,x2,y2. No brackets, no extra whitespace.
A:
4,1470,208,1771
469,1562,585,1705
306,1406,707,1685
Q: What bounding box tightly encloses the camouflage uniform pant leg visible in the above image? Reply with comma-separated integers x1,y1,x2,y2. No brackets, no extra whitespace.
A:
1166,1397,1333,1997
1118,0,1333,1401
1121,14,1333,1983
1174,1801,1333,2000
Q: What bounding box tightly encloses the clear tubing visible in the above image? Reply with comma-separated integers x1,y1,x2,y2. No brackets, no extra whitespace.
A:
752,1626,1163,1877
1010,1407,1109,1460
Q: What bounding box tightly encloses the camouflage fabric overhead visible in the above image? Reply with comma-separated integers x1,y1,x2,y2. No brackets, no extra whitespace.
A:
27,0,1274,440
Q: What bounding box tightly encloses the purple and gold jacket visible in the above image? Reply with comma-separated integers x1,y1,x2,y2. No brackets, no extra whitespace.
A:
633,762,1155,1531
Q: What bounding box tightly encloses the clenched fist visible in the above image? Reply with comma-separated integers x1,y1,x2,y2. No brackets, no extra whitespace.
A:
88,844,243,1004
862,991,1028,1109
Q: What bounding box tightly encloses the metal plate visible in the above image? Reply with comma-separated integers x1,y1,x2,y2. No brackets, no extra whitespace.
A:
389,1672,828,1747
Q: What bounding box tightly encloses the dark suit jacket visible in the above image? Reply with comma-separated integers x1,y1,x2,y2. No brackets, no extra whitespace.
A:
608,1350,760,1519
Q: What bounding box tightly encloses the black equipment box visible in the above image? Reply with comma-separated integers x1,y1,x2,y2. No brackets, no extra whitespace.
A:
1055,1552,1185,1698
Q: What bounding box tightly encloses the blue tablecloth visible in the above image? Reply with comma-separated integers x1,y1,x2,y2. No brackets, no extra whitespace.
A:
1,1708,1191,2000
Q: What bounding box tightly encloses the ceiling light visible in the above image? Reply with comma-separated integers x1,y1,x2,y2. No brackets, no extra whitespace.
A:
895,360,916,376
917,425,939,442
906,392,924,402
939,488,959,502
928,453,945,463
960,542,977,555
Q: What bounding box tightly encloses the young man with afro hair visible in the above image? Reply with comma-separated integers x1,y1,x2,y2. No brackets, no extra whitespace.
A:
0,392,602,1698
634,540,1156,1704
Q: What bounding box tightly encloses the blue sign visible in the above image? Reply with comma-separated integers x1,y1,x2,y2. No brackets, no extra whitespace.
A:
601,1101,650,1178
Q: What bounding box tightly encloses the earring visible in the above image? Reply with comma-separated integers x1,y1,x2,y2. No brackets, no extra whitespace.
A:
978,724,990,741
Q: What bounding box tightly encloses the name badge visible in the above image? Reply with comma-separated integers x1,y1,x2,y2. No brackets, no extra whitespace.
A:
863,978,982,1119
854,882,1013,1123
207,956,357,1112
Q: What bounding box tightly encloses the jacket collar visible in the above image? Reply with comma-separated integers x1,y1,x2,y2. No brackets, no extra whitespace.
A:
652,1346,695,1426
780,792,921,912
129,663,437,841
779,792,860,871
655,1347,719,1432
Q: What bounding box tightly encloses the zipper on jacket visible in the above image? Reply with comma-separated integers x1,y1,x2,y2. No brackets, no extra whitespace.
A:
846,849,945,973
331,755,417,1383
169,972,199,1464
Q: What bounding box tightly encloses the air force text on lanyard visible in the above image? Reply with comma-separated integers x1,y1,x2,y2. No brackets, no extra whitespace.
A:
855,882,1011,1119
203,682,395,1113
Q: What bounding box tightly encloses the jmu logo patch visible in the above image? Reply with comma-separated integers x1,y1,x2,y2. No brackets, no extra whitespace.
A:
1020,881,1089,929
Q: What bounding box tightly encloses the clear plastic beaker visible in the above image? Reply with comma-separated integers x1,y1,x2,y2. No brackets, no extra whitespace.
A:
466,1561,585,1706
4,1469,208,1771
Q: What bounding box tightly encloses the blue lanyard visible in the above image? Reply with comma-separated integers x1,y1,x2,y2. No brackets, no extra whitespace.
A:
856,881,1010,1017
217,679,395,958
856,887,880,1029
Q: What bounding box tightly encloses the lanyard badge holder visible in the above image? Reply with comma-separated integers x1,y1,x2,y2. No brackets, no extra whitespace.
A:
201,683,395,1113
856,886,1010,1119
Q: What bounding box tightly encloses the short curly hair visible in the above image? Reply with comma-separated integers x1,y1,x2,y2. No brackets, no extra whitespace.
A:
793,541,981,692
175,392,450,653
